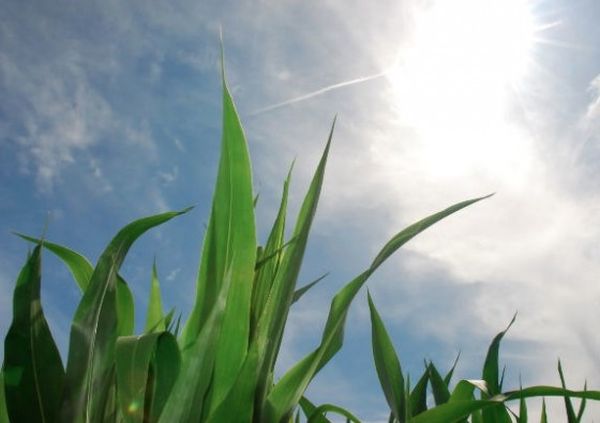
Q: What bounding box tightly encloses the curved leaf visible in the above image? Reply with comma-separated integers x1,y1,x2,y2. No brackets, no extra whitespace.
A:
60,208,191,423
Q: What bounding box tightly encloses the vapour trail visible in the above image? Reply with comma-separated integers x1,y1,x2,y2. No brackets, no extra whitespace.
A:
248,69,388,116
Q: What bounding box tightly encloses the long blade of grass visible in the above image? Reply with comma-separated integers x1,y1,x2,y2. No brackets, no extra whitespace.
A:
17,234,135,337
251,165,293,333
265,195,491,422
180,45,257,413
557,360,577,422
144,260,165,333
2,246,65,423
368,291,405,420
249,122,335,421
60,208,190,423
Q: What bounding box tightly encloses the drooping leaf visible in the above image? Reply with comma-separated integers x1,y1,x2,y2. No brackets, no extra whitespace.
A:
368,291,405,420
17,234,136,337
3,246,65,423
299,397,332,423
60,208,190,423
15,233,92,291
306,404,361,423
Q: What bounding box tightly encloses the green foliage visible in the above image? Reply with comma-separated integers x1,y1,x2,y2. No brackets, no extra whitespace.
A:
368,293,600,422
3,49,599,423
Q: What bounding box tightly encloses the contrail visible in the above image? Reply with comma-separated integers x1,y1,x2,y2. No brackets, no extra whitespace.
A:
248,69,388,116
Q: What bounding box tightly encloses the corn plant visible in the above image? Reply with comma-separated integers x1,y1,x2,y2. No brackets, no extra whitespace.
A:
0,47,492,423
364,292,600,423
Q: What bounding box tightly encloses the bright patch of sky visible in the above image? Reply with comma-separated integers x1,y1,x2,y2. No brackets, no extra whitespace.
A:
1,0,600,420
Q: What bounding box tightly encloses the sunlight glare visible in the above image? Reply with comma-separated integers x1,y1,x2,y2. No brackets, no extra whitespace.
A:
388,0,537,179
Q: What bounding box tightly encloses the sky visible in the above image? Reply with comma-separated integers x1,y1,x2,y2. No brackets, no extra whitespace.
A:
1,0,600,420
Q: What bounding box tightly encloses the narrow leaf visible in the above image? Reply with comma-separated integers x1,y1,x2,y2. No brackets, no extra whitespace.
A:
368,291,405,420
144,260,165,333
292,273,328,304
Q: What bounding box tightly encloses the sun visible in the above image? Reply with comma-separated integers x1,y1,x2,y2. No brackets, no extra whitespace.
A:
387,0,539,179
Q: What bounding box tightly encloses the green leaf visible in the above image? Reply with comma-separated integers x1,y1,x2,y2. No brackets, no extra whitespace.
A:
306,404,361,423
409,399,499,423
428,362,450,406
481,315,516,423
0,372,8,423
576,382,587,421
409,367,430,417
251,164,293,334
368,291,405,420
292,273,328,304
250,122,336,421
60,208,190,423
444,352,461,386
16,233,93,291
144,260,165,333
518,393,528,423
540,399,547,423
557,360,577,422
158,264,234,423
3,245,65,423
115,332,180,423
299,397,332,423
116,276,135,337
180,44,257,414
482,314,515,396
17,234,136,337
265,195,491,422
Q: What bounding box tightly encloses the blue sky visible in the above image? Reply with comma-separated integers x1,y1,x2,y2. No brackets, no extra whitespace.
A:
1,0,600,420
